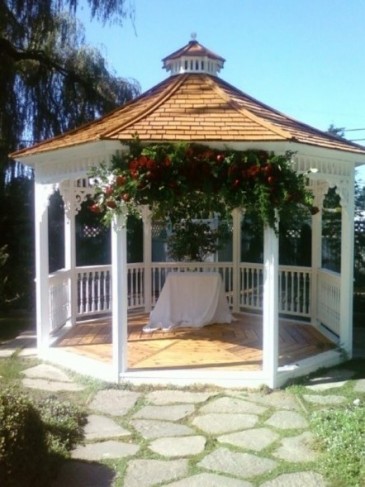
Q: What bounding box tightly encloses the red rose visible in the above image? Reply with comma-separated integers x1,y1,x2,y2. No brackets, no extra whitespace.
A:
116,175,126,186
105,185,114,196
106,199,117,209
89,203,102,214
247,165,260,178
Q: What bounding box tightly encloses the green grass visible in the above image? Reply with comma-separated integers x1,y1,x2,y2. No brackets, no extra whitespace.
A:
311,404,365,487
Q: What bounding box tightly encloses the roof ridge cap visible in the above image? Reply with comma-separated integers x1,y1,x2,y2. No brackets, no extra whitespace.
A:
101,75,189,139
207,77,293,140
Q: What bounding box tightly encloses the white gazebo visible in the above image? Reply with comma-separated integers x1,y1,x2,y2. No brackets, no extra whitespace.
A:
12,38,365,388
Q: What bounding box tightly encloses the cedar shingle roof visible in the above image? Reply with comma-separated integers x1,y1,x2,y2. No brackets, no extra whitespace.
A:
12,72,365,159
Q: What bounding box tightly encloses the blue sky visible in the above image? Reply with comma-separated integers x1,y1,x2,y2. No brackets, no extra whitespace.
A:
78,0,365,181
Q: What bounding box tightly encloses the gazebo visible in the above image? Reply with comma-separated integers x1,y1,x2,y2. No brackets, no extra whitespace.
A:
12,38,365,388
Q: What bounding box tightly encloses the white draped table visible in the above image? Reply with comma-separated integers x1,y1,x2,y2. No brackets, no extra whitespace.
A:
143,272,232,332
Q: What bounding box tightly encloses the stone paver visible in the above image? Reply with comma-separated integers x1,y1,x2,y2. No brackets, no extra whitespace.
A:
22,363,73,382
165,472,253,486
3,337,362,487
354,378,365,393
84,414,131,440
146,389,215,404
199,396,267,415
52,460,116,487
71,440,139,461
149,435,206,457
22,377,85,392
272,432,318,462
132,404,194,421
238,390,300,410
88,389,141,416
303,394,346,405
193,413,259,434
198,447,277,479
218,427,279,452
265,410,308,429
130,419,195,439
260,471,328,486
305,368,355,391
123,459,188,487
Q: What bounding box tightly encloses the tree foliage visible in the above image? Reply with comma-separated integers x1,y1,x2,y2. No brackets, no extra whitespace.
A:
0,0,139,310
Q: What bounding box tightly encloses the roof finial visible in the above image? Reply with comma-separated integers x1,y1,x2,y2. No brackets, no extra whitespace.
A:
190,32,197,41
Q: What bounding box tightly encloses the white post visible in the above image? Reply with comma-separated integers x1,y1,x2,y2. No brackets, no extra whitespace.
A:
34,182,51,351
111,212,128,380
142,207,152,312
339,173,355,356
311,181,326,328
232,208,242,313
64,198,77,325
262,223,279,389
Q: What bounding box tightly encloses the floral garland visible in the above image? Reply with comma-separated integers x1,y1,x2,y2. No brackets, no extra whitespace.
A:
88,138,318,229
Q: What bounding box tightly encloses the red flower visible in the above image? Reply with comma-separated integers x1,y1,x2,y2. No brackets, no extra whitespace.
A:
116,175,126,186
89,203,102,214
247,165,261,178
106,199,117,209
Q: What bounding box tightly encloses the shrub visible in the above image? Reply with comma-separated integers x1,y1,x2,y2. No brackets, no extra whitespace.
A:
0,388,87,487
37,395,87,455
0,387,50,487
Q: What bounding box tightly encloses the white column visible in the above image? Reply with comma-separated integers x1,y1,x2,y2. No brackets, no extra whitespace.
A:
262,223,279,388
142,207,152,312
339,173,355,356
232,208,242,313
111,212,128,380
310,181,326,328
64,200,77,326
34,182,51,351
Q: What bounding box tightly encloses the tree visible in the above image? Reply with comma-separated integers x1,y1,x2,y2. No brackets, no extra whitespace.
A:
327,123,345,139
0,0,140,310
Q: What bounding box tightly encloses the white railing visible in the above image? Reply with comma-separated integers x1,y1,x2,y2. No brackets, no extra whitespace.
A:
239,264,311,316
279,265,312,316
49,269,71,332
317,269,341,335
49,262,314,327
77,266,112,315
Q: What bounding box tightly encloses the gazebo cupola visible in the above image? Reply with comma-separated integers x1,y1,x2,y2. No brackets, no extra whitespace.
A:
162,35,225,76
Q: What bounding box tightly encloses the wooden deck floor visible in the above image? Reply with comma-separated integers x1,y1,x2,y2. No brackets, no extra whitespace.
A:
55,313,335,371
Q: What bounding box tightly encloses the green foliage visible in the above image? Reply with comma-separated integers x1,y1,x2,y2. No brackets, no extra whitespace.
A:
37,395,87,455
1,1,140,311
311,403,365,486
0,387,87,486
0,177,34,310
167,220,230,262
0,245,10,310
89,140,316,230
0,387,50,487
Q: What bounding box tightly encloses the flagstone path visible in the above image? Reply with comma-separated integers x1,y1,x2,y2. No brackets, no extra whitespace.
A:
12,363,363,487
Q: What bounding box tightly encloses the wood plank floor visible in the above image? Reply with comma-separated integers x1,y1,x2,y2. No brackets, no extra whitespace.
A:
55,313,335,371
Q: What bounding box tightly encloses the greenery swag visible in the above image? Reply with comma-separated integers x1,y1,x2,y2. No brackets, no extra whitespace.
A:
89,138,318,229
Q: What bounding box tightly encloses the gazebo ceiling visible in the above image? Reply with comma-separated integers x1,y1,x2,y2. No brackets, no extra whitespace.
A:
12,39,365,163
